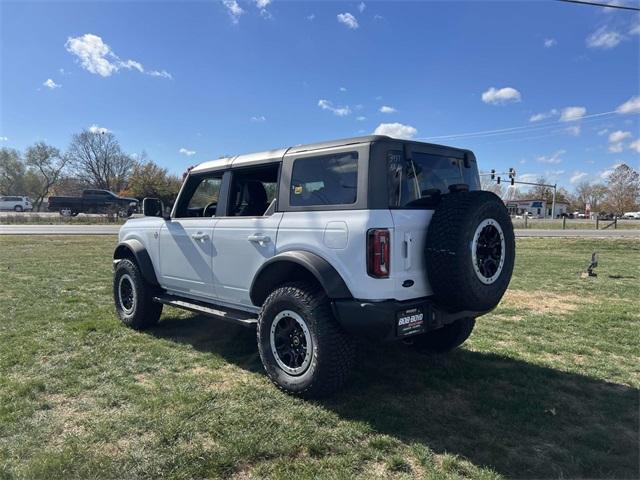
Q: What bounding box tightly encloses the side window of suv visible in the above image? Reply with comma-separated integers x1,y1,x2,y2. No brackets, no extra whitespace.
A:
175,174,223,218
228,164,279,217
290,152,358,207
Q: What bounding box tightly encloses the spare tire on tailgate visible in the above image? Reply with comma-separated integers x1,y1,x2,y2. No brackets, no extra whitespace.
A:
425,190,515,312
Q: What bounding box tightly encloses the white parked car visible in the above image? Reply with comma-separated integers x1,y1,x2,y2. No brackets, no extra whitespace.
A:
112,135,516,396
622,212,640,219
0,196,33,212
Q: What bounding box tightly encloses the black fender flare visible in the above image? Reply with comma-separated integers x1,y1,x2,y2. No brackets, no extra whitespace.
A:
113,239,159,286
250,251,353,306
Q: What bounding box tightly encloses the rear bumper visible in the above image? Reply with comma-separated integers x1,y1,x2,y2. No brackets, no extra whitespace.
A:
332,297,487,342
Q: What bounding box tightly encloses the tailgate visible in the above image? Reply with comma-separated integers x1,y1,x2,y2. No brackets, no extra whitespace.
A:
389,209,434,301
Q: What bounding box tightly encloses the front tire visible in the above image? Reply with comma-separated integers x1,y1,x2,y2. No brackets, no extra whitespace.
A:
113,259,162,329
14,205,23,212
257,282,355,397
410,318,475,354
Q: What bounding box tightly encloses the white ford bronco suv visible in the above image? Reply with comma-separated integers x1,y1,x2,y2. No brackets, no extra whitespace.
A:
113,135,515,397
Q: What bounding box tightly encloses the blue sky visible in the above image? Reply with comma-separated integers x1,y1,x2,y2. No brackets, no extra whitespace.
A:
1,0,639,190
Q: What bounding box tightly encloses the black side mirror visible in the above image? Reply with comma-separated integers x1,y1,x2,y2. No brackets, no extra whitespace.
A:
142,198,165,218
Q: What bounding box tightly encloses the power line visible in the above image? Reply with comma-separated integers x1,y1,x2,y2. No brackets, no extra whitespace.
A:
420,111,617,142
555,0,640,12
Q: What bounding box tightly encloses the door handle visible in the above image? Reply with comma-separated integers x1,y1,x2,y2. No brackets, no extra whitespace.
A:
191,232,209,242
248,234,271,244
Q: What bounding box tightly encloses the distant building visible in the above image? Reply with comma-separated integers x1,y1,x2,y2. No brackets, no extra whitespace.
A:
505,199,569,219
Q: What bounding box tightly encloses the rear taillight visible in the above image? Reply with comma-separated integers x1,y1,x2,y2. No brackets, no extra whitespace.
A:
367,229,390,278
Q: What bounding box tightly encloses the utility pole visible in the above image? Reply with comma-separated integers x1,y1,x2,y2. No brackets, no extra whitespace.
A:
551,183,557,219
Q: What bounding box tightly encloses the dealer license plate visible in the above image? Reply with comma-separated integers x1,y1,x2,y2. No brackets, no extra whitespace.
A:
396,307,426,337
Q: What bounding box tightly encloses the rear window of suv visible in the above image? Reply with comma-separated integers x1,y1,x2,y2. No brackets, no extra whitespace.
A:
388,151,479,208
290,152,358,206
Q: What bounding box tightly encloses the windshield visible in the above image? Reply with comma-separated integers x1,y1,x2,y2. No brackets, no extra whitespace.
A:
388,151,480,208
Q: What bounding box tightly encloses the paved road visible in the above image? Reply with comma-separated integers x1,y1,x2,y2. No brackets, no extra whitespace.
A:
1,224,640,238
0,224,122,235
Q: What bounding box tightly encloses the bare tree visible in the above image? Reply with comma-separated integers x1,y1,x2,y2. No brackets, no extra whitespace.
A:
67,130,135,192
480,172,504,197
573,181,591,212
25,142,69,211
0,148,26,195
605,164,640,215
529,176,552,201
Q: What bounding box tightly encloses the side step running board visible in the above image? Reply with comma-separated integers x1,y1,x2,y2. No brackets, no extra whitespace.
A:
153,294,258,327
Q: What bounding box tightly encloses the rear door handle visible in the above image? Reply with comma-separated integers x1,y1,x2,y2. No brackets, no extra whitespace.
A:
191,232,209,242
248,234,271,244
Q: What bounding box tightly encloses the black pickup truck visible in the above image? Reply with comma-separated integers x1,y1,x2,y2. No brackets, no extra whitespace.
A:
48,189,138,217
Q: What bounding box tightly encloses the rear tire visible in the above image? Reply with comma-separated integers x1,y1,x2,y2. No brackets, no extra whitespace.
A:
411,318,475,354
113,259,162,330
14,205,23,212
257,282,355,397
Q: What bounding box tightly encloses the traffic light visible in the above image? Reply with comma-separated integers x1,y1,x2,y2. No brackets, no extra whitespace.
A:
497,176,501,185
490,169,496,180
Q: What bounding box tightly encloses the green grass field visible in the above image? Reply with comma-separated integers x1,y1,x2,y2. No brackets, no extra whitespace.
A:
0,236,638,479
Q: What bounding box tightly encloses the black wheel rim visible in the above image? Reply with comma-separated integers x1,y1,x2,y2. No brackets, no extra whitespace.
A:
269,310,313,375
118,274,135,313
476,225,502,277
471,219,505,284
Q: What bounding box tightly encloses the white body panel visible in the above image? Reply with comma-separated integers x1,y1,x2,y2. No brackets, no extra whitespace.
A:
158,219,218,298
388,209,434,300
276,210,397,301
212,213,283,306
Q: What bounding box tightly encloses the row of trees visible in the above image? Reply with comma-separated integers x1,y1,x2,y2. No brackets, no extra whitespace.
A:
482,164,640,215
0,130,182,210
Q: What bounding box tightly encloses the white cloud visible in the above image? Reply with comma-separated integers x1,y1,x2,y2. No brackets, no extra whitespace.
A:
373,122,417,139
616,96,640,114
65,33,171,79
379,105,396,114
630,139,640,153
339,86,347,92
586,26,623,49
148,70,172,79
373,14,384,21
536,149,565,164
179,148,196,156
255,0,271,8
608,130,631,143
544,38,557,48
43,78,61,89
481,86,521,105
560,106,586,122
306,14,315,21
599,164,621,179
318,99,351,116
250,115,266,122
608,143,624,153
223,0,244,23
358,2,366,12
356,116,366,121
337,12,359,29
0,136,8,141
529,108,558,122
570,171,589,184
631,23,640,35
597,128,609,136
566,125,581,136
88,124,110,134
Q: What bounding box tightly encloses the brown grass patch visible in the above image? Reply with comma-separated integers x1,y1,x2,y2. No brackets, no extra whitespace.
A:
500,290,594,316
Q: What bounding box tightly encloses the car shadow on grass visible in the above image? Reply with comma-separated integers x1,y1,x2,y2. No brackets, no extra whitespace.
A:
149,313,639,479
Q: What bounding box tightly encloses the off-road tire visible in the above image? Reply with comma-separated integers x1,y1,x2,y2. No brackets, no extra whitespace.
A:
411,318,475,354
426,190,515,312
257,282,355,397
113,259,162,330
